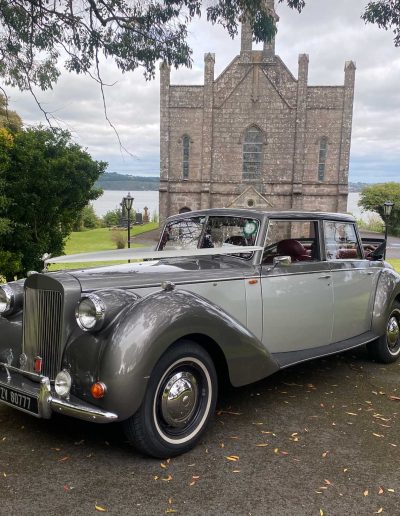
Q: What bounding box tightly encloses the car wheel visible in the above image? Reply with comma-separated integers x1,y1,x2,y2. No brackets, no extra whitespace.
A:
367,301,400,364
123,340,218,458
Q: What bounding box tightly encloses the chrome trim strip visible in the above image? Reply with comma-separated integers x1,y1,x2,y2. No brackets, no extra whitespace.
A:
49,397,118,423
83,275,261,292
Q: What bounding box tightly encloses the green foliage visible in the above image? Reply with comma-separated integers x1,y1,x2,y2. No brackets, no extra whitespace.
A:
73,204,101,231
363,1,400,46
0,0,279,92
103,208,122,228
0,94,22,132
358,183,400,236
0,127,106,280
356,214,384,234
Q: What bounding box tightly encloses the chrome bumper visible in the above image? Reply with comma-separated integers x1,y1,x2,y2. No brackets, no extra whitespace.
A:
0,362,118,423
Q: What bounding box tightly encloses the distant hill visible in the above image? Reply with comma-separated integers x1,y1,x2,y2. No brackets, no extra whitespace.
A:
97,172,160,191
349,182,370,193
97,175,371,193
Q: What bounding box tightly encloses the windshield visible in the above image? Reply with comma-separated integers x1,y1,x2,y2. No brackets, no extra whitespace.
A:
159,216,260,257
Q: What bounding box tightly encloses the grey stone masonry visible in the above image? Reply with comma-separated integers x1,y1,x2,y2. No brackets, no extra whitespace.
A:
159,0,355,222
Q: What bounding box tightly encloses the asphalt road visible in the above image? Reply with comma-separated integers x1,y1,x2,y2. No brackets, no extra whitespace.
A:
1,348,400,516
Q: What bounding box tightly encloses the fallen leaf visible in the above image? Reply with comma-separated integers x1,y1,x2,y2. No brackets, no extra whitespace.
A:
322,451,329,458
387,489,395,493
389,396,400,401
160,463,167,469
375,509,383,514
58,456,70,462
162,475,173,482
232,470,240,473
189,481,195,486
324,479,332,486
378,487,384,495
364,490,369,497
320,509,324,516
95,504,106,512
346,412,358,416
256,444,269,447
168,498,173,505
192,476,200,480
225,455,239,461
373,433,384,438
165,510,177,514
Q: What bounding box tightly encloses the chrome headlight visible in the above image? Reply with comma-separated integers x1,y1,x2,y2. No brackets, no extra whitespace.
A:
75,294,106,332
0,285,14,316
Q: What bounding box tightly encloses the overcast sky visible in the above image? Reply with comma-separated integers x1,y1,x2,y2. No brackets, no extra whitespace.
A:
5,0,400,183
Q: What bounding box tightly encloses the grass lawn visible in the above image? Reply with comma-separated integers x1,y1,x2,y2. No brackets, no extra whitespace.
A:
50,223,159,271
388,259,400,273
64,223,158,254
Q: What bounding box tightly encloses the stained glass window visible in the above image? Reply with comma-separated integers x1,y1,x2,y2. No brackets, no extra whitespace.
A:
243,127,263,180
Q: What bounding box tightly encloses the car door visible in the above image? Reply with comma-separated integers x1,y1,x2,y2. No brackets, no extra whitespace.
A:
323,220,381,342
261,219,334,354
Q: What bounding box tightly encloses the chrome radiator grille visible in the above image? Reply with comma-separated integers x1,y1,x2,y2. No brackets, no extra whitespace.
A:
23,287,63,380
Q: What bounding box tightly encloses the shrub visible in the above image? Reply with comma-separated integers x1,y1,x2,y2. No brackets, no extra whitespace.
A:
110,229,126,249
103,208,122,227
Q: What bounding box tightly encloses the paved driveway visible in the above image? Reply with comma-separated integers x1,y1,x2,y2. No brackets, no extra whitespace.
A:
1,348,400,515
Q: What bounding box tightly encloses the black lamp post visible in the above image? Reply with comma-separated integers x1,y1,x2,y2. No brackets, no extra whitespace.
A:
123,192,134,250
383,200,394,260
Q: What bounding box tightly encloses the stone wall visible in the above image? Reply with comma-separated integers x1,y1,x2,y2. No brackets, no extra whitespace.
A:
159,10,355,222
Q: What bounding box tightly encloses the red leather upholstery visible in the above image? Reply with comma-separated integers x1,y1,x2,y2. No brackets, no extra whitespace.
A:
276,239,312,262
337,248,359,259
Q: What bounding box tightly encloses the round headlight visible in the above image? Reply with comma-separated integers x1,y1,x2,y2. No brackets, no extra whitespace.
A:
0,285,14,315
75,294,105,331
54,370,72,398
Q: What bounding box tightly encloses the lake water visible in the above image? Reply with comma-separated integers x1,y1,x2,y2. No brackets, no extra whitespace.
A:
92,190,159,217
92,190,373,221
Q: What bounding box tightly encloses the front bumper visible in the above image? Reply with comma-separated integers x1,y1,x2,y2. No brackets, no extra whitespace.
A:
0,362,118,423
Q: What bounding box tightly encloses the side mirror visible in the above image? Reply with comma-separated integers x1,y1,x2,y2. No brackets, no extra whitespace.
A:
273,256,292,267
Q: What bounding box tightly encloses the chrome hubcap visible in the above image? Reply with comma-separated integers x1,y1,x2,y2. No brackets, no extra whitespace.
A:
387,316,400,349
161,371,198,428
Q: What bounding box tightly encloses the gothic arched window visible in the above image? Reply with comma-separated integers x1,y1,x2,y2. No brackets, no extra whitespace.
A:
182,135,190,179
318,137,328,181
243,126,263,180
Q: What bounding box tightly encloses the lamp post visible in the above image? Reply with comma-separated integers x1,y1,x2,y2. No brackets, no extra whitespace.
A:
383,200,394,260
123,192,134,254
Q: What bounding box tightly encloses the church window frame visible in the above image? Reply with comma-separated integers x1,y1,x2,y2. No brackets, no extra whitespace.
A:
317,137,328,181
182,134,190,179
242,125,265,181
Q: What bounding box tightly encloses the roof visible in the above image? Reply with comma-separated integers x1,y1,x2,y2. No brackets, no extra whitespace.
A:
166,208,356,223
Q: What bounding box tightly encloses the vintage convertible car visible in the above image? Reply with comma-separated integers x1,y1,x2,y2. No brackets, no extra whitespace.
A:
0,209,399,458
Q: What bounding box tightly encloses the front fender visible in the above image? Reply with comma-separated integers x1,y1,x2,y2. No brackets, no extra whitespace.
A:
372,267,400,336
95,289,279,420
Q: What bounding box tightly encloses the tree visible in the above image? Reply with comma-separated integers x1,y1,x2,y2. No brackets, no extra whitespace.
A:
103,208,123,228
358,183,400,236
0,128,106,280
0,95,22,132
73,204,101,231
0,1,287,95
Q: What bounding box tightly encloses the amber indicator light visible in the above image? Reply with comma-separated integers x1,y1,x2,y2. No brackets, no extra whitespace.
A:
248,279,258,285
91,382,107,399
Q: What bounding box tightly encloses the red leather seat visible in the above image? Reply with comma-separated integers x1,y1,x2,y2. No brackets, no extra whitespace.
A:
276,239,312,262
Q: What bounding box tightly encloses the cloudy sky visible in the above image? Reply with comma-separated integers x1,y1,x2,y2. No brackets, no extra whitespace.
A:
5,0,400,183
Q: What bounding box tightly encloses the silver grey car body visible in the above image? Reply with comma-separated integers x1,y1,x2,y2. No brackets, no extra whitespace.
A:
0,209,399,457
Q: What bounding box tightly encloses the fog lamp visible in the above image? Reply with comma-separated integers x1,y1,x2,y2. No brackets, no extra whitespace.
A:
91,382,107,399
54,370,72,398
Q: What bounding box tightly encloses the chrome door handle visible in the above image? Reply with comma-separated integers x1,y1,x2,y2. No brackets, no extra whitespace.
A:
365,271,374,275
318,275,331,279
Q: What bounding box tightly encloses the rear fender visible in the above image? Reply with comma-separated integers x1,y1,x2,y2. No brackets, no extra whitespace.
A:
372,267,400,336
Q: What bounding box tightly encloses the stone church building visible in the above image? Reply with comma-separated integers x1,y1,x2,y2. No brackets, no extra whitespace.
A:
159,1,356,221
